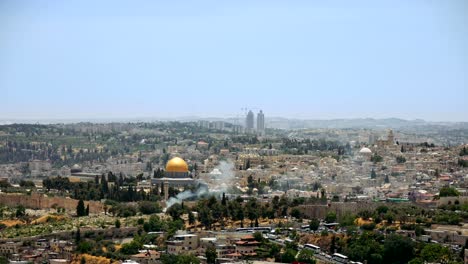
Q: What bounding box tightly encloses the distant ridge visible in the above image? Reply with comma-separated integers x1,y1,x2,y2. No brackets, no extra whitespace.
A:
1,117,467,130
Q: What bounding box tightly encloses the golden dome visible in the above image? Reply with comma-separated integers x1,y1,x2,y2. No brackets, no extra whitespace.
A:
165,157,189,173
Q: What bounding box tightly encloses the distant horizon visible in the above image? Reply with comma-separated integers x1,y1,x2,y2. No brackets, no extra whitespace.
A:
2,111,468,123
1,114,467,125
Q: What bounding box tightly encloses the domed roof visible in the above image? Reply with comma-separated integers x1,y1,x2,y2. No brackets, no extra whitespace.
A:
166,157,189,173
71,164,82,172
210,168,222,175
359,147,372,154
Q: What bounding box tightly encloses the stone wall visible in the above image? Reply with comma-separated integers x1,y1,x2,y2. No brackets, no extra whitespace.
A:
0,193,104,214
0,227,138,243
299,202,378,219
437,196,468,206
425,229,468,246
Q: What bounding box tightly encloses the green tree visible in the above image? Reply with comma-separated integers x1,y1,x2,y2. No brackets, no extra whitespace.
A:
15,205,26,217
75,227,81,243
330,234,337,253
221,192,227,206
19,180,35,188
199,206,213,230
358,210,372,220
320,188,326,199
101,174,108,195
161,254,201,264
280,248,297,263
237,204,245,228
188,211,196,225
420,243,451,263
325,212,337,223
0,181,11,189
439,187,460,197
458,159,468,167
115,219,121,228
268,243,281,260
396,156,406,163
205,244,217,264
139,201,162,214
77,241,94,253
167,203,184,220
297,249,316,264
383,234,414,264
376,205,389,215
211,202,223,225
340,213,357,227
309,218,320,231
344,232,383,264
120,240,141,255
371,154,383,163
253,231,264,242
291,207,302,219
408,258,423,264
245,198,259,227
385,213,394,224
415,225,425,236
459,146,468,156
76,199,86,217
245,159,251,170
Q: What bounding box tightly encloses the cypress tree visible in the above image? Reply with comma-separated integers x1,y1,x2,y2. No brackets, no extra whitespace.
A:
188,211,195,225
221,192,227,206
75,227,81,243
76,199,85,217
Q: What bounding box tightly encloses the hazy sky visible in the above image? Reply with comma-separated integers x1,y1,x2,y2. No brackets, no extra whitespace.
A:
1,0,467,121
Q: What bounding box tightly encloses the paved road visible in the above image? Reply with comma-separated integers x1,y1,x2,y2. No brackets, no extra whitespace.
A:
267,238,335,263
314,254,335,263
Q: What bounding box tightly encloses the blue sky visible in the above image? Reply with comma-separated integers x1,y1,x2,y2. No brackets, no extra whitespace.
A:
1,0,467,121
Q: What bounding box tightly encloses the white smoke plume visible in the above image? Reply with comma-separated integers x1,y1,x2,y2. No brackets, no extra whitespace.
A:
164,185,209,210
209,160,236,193
164,160,236,210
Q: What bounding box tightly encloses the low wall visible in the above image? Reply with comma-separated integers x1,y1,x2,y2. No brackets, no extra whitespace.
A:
0,192,104,214
437,196,468,206
299,202,378,219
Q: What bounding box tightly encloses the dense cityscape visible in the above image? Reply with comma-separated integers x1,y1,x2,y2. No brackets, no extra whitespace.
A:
2,0,467,263
0,111,467,264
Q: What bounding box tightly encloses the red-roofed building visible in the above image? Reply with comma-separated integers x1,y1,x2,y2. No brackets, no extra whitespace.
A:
197,141,209,149
234,235,260,256
131,250,160,264
225,252,243,260
439,174,452,182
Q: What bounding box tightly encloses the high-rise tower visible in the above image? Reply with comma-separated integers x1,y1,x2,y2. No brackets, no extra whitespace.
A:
257,110,265,135
245,110,254,133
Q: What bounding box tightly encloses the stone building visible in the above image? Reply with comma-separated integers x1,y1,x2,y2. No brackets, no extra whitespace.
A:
167,234,199,255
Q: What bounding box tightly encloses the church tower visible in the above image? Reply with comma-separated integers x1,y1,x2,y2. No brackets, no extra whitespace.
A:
387,130,394,145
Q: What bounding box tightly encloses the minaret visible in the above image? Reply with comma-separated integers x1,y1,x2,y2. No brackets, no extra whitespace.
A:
164,180,169,201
